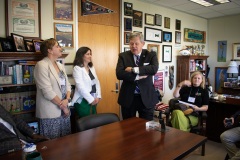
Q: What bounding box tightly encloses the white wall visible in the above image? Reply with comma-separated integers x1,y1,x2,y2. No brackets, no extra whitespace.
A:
122,0,208,104
208,14,240,91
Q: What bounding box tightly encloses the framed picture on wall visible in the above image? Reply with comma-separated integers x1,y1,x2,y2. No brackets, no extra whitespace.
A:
124,2,133,16
232,43,240,60
162,45,172,62
133,10,142,28
124,18,132,31
162,31,172,42
175,19,181,30
53,0,73,20
175,31,181,44
5,0,41,38
145,13,155,25
215,67,228,93
124,32,131,45
144,27,162,43
155,14,162,26
154,70,165,93
164,17,170,29
54,23,74,48
147,44,160,59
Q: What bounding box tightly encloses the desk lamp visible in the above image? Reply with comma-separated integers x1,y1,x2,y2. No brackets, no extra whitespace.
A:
227,61,238,78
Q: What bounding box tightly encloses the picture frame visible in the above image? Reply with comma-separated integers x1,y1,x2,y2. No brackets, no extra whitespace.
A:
164,17,170,29
124,2,133,16
215,67,228,93
184,28,206,43
124,32,131,45
176,19,181,30
155,14,162,26
32,39,43,52
232,43,240,60
175,31,181,44
145,13,155,25
54,23,74,48
11,33,26,52
162,31,172,42
162,45,172,62
154,70,165,93
24,40,35,52
224,82,231,88
144,27,162,43
147,44,160,59
53,0,73,21
5,0,41,38
124,18,132,31
133,10,142,28
0,37,15,52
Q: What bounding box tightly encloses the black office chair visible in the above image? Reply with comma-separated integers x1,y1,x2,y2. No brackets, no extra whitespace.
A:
76,113,120,132
165,98,207,156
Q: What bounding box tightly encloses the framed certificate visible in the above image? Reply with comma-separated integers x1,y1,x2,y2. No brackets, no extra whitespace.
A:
145,13,155,25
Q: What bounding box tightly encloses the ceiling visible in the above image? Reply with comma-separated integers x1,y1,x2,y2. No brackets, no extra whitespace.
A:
138,0,240,19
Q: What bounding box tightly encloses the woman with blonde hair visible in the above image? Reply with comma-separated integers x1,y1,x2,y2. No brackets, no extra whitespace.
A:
171,71,209,132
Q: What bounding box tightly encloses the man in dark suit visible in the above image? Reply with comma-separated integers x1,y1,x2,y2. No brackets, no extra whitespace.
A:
0,104,49,155
116,32,159,120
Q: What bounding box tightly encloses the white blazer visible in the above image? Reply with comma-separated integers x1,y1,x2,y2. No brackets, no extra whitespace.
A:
72,65,101,105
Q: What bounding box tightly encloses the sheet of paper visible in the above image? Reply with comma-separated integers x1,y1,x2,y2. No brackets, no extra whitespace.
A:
178,100,195,107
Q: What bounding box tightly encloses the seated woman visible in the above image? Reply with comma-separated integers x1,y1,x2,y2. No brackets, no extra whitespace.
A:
171,71,209,132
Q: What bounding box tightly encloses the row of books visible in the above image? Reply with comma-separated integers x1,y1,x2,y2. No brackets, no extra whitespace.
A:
0,61,36,84
189,59,206,71
0,91,36,112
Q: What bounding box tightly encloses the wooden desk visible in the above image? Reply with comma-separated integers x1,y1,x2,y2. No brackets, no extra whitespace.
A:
1,117,207,160
206,99,240,142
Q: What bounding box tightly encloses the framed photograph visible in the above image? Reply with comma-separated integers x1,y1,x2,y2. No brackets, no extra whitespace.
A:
162,45,172,62
175,31,181,44
155,14,162,26
147,44,160,58
176,19,181,30
232,43,240,60
124,32,131,45
53,0,73,20
54,23,74,48
11,33,26,52
164,17,170,29
133,10,142,28
224,82,231,87
215,67,228,93
144,27,162,43
5,0,41,38
124,47,130,52
154,70,165,93
145,13,155,25
25,40,35,52
124,2,133,16
33,39,43,52
184,28,206,43
162,31,172,42
0,37,15,52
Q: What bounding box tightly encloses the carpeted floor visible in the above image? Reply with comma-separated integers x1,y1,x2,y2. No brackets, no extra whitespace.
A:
184,140,227,160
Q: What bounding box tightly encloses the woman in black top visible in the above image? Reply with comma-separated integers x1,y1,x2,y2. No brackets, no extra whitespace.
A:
171,71,209,131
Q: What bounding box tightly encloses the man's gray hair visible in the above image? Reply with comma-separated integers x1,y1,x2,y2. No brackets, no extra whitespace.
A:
129,32,144,43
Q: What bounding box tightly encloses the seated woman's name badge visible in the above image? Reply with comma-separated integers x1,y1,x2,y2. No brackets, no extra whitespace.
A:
188,97,195,103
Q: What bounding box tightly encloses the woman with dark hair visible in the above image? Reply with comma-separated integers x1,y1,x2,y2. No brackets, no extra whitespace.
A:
72,47,101,118
34,38,71,139
171,71,209,131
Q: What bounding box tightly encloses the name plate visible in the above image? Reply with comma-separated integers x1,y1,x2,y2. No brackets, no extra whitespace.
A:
0,76,12,85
